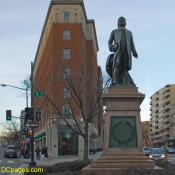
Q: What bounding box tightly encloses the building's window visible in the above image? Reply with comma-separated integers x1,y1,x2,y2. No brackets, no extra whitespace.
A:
64,68,70,79
64,11,70,22
63,104,71,116
64,88,71,99
63,30,70,40
63,49,70,59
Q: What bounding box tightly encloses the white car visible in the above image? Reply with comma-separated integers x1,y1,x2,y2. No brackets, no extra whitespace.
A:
167,147,175,154
149,148,166,161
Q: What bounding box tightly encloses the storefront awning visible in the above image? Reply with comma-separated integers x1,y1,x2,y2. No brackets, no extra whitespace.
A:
34,132,46,141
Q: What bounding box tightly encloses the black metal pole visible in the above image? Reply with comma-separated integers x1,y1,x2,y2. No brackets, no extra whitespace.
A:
26,88,28,108
30,127,36,166
30,62,36,167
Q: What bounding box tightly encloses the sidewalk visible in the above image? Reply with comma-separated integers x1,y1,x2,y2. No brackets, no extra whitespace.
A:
21,151,102,167
22,155,77,167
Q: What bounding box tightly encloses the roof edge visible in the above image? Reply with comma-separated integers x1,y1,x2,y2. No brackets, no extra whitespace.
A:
87,19,99,51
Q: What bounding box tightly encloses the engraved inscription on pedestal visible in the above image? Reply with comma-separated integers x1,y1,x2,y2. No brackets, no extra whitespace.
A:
109,116,138,148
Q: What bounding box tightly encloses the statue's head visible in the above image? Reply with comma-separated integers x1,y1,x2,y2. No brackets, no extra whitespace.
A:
118,16,126,27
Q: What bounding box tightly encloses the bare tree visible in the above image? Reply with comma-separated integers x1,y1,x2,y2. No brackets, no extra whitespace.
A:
0,120,20,146
41,66,109,160
102,72,111,94
0,134,9,147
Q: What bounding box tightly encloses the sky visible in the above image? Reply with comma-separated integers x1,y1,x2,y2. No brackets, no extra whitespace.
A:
0,0,175,131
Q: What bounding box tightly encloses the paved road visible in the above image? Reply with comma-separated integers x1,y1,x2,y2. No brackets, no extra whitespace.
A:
0,147,24,175
1,146,175,174
168,153,175,164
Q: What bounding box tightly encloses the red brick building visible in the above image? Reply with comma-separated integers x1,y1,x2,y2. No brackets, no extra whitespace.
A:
32,0,101,157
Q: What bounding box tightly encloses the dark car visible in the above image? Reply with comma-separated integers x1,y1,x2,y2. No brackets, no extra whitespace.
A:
149,148,165,161
4,145,17,158
143,146,151,156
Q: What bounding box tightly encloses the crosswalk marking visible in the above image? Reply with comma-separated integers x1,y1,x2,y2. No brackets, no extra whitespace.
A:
7,160,14,164
168,158,175,161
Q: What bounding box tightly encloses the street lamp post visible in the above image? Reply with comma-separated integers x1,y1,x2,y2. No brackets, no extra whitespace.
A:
0,83,30,160
1,63,36,167
0,84,29,108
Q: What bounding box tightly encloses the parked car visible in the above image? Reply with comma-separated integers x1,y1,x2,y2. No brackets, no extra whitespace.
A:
4,145,17,158
149,148,165,160
143,146,151,156
166,147,175,154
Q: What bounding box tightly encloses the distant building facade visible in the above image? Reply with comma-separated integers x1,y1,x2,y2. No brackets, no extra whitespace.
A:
32,0,101,158
150,84,175,146
142,121,150,146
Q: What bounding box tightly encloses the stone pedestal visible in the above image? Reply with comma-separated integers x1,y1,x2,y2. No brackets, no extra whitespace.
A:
82,86,154,175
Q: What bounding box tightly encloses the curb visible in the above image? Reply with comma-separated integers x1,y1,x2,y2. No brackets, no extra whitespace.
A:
153,165,163,169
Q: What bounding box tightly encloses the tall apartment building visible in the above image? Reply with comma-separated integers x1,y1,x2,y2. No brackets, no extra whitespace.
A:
142,121,150,146
150,84,175,146
32,0,101,157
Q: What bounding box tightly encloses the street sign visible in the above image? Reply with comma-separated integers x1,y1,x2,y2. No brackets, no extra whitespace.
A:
26,123,39,127
27,120,39,124
26,138,30,142
33,90,44,97
25,107,34,121
20,131,26,135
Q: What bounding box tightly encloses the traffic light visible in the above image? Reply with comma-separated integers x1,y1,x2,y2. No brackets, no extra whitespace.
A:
34,108,42,121
20,128,26,135
6,110,12,121
25,107,34,121
28,129,33,137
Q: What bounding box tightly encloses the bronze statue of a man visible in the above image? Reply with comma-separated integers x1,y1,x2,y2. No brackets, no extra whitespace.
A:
106,17,138,85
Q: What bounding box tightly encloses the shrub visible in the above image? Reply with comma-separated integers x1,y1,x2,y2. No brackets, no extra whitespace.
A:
46,160,91,174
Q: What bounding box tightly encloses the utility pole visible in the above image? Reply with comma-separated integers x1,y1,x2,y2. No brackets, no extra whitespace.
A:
29,62,36,167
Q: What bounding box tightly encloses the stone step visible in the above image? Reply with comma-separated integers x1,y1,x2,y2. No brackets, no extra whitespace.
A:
93,158,151,162
99,157,148,159
91,161,154,168
91,153,154,169
102,153,144,156
97,158,149,161
98,155,149,160
91,164,153,169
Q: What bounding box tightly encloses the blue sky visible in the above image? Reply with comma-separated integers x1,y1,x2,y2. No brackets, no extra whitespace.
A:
0,0,175,131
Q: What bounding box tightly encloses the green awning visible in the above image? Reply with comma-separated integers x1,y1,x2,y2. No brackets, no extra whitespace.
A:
34,132,46,141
